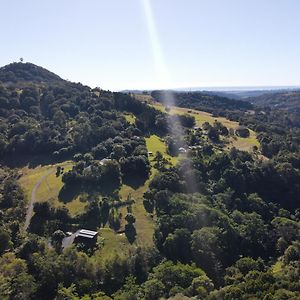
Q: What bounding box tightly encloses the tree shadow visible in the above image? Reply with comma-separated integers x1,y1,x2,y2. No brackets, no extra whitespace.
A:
58,179,120,204
1,153,69,169
96,179,120,197
122,174,149,189
58,185,81,203
125,224,136,244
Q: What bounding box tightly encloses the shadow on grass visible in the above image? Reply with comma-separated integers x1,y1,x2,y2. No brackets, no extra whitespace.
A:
125,224,137,244
58,180,120,204
1,153,71,169
58,185,81,204
122,174,149,190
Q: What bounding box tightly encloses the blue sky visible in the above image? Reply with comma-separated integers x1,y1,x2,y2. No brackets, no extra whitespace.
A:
1,0,300,90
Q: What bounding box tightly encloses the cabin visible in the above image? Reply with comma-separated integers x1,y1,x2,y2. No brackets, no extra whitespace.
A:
74,229,98,245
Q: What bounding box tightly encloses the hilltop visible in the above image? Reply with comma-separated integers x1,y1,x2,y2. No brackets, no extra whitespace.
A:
0,62,65,84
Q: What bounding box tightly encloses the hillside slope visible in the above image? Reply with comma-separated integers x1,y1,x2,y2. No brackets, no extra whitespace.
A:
246,91,300,114
0,62,64,84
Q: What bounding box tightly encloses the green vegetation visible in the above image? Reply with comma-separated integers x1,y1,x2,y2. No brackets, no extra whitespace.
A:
146,98,260,152
124,113,136,124
1,63,300,299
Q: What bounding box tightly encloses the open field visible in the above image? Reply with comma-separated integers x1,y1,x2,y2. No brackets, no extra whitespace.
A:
19,161,87,217
124,113,136,124
146,134,179,165
93,228,133,262
139,97,260,153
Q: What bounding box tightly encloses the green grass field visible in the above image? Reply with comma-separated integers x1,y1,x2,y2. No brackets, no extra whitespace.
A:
124,113,136,124
92,228,133,262
148,100,259,152
19,161,87,216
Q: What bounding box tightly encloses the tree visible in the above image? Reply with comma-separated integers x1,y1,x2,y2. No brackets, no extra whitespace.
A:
235,126,250,138
0,228,11,254
125,213,136,244
191,227,224,283
0,253,36,299
52,230,66,252
163,228,191,262
153,151,171,171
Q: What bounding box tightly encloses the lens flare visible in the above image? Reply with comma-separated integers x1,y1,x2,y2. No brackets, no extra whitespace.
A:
141,0,197,193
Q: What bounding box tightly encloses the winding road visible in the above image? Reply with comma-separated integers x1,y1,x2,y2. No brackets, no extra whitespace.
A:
24,168,54,231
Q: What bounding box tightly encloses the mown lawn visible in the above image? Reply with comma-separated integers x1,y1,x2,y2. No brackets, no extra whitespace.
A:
19,161,86,216
92,228,133,262
124,113,136,124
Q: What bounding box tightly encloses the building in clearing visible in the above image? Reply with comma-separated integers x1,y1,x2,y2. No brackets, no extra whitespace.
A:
74,229,98,245
100,158,111,166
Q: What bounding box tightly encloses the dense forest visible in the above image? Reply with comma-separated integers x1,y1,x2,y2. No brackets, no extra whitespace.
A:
0,63,299,300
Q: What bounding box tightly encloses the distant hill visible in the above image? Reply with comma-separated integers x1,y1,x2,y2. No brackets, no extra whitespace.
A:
246,91,300,114
0,62,65,84
151,90,253,115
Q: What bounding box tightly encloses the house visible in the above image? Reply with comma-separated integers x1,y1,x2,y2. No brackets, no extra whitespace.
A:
74,229,98,245
148,151,153,156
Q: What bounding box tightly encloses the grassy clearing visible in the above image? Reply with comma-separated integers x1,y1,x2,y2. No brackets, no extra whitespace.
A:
148,101,260,152
150,102,239,128
230,130,260,151
92,228,133,262
19,165,54,200
19,161,86,216
146,134,179,165
272,260,283,275
124,113,136,124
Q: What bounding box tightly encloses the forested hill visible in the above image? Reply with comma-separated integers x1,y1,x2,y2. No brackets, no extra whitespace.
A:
0,62,65,84
0,62,162,162
246,90,300,114
151,90,253,114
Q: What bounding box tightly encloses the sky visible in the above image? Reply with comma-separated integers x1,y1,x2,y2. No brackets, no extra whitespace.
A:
1,0,300,90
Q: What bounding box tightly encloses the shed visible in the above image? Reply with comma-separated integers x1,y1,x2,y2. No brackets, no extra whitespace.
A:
74,229,98,245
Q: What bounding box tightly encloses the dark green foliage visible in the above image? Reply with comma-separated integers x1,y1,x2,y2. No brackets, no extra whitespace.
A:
235,126,250,137
0,62,64,83
151,90,253,113
1,63,300,299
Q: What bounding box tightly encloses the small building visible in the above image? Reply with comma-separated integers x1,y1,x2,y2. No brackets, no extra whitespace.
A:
148,151,153,156
188,145,202,150
178,147,187,153
74,229,98,245
100,158,111,166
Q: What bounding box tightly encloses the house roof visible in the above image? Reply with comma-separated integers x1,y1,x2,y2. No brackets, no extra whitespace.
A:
78,229,98,236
